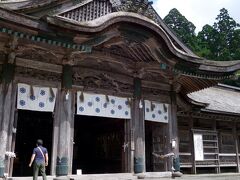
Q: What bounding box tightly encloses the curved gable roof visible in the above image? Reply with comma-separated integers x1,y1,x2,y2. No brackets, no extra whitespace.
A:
0,0,196,56
0,1,240,96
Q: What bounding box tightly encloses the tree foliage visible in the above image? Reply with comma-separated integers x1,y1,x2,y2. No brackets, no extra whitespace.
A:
198,8,240,60
163,8,198,51
163,8,240,86
163,8,240,61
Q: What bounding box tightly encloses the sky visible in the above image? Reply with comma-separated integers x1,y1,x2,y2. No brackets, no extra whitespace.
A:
152,0,240,33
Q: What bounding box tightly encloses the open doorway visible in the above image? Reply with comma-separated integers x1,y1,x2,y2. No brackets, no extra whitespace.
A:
73,115,125,174
13,110,53,177
145,121,167,172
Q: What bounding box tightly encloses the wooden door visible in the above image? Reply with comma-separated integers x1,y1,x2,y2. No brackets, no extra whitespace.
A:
152,124,167,171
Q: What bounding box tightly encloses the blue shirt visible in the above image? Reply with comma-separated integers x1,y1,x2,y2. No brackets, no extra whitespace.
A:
33,146,48,163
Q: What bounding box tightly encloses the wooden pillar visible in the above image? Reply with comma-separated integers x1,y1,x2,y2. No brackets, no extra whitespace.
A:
5,83,17,177
51,97,60,176
55,64,75,176
213,120,220,173
189,116,196,174
132,78,145,174
0,83,16,176
54,90,75,176
0,53,16,177
167,89,179,172
233,121,240,172
8,109,18,177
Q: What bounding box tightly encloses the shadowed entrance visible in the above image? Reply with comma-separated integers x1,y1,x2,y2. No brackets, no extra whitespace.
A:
145,121,167,172
13,110,53,177
73,115,125,174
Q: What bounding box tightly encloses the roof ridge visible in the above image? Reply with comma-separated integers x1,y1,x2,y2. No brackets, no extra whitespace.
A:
218,83,240,91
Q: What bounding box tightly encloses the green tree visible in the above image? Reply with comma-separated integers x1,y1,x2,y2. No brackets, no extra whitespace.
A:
163,8,198,51
230,29,240,60
197,8,240,61
197,25,217,59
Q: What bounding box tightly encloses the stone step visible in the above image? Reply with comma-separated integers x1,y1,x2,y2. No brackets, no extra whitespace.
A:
6,172,172,180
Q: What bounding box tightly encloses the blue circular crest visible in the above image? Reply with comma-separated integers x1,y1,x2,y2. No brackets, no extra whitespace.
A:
49,97,54,102
118,105,122,110
40,90,46,96
111,99,115,104
19,100,26,106
39,102,45,108
30,95,36,101
111,109,115,114
95,97,100,102
96,108,100,113
20,87,26,94
88,102,93,107
103,103,108,108
79,106,84,112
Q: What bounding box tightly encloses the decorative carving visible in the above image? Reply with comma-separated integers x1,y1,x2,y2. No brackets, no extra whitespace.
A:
15,66,61,82
16,46,62,65
113,0,153,14
110,0,121,7
142,87,168,97
94,45,132,60
73,69,133,93
4,37,18,64
142,71,169,83
6,36,18,52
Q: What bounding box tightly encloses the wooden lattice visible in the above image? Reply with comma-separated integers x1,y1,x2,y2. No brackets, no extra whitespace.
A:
59,0,113,22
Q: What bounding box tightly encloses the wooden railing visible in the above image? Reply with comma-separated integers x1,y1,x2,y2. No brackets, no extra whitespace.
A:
179,152,192,168
180,152,239,170
219,153,237,167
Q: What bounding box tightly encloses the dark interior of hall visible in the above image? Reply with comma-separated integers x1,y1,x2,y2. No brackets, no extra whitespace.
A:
13,110,53,177
145,121,167,172
73,115,124,174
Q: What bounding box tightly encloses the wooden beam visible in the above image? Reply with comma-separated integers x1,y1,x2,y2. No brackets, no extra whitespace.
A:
15,57,62,73
73,66,171,91
0,8,49,32
75,50,135,71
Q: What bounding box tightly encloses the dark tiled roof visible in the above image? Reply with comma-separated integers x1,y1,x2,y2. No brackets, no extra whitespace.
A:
188,84,240,114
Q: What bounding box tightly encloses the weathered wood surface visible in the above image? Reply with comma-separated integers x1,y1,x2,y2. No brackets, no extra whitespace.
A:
5,83,17,176
124,119,132,172
16,57,62,74
0,82,16,175
54,90,75,175
8,109,18,177
233,121,240,172
132,78,145,173
167,89,179,171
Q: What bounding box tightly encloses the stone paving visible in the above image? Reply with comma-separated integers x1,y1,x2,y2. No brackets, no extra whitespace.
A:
3,173,240,180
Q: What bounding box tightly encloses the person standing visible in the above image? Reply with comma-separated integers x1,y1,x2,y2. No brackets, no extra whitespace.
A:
29,139,48,180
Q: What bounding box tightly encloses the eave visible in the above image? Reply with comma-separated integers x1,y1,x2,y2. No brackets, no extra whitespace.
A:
47,13,240,72
1,7,240,95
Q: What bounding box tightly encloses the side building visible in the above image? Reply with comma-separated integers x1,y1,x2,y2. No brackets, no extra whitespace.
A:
179,84,240,174
0,0,240,177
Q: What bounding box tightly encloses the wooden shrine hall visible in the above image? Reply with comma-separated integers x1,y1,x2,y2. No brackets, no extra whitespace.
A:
0,0,240,177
